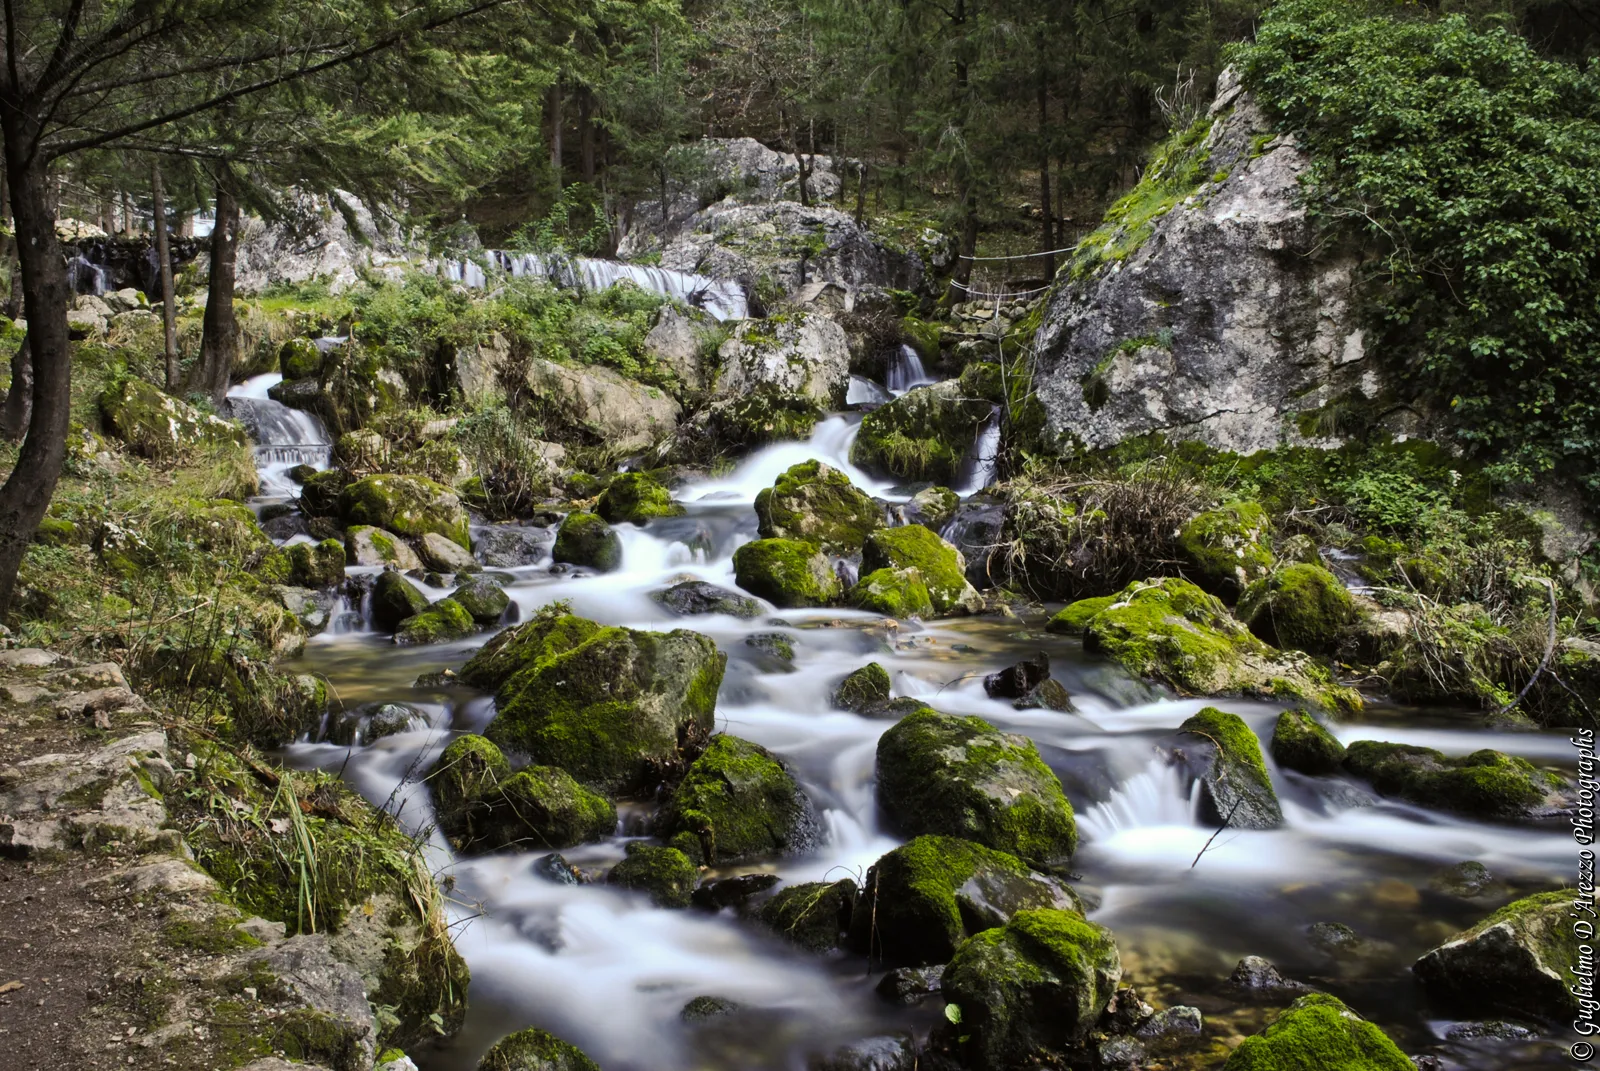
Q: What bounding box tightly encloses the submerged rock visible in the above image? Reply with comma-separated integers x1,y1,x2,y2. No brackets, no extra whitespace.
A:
1342,741,1565,819
1222,994,1411,1071
326,701,423,746
1238,563,1356,655
810,1034,918,1071
658,734,818,863
745,631,796,663
876,708,1077,867
754,879,857,953
691,873,781,912
732,538,842,607
1271,708,1347,776
832,662,891,712
339,474,470,549
933,908,1122,1070
847,835,1079,966
551,511,623,573
755,460,882,553
680,995,742,1023
1177,501,1274,600
652,580,763,619
475,1026,600,1071
1171,707,1284,830
860,525,980,616
606,842,699,908
1413,889,1579,1021
597,472,685,525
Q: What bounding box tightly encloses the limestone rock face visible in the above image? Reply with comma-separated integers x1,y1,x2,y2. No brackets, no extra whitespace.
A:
234,190,410,294
715,313,852,408
1030,75,1389,456
524,358,681,452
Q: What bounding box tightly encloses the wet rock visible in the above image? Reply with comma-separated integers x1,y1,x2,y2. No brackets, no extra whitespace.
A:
1226,956,1311,996
1429,861,1494,898
1343,742,1566,820
1443,1020,1539,1040
288,538,347,589
809,1034,918,1071
860,524,981,616
909,487,960,529
1271,708,1347,776
848,567,933,618
533,853,584,886
658,734,818,863
691,873,781,912
325,702,423,746
1308,921,1364,959
418,531,480,573
1413,889,1579,1021
933,908,1122,1070
851,380,995,485
450,575,511,624
1101,986,1156,1034
984,652,1074,712
597,472,685,525
345,525,422,570
1222,994,1411,1070
877,708,1077,868
606,843,699,908
652,580,764,619
847,835,1079,966
715,312,852,408
755,460,882,553
300,468,351,516
745,632,795,662
1098,1037,1146,1069
99,378,247,457
875,964,944,1005
462,606,726,794
940,495,1007,589
1239,563,1356,655
394,597,476,646
465,766,618,851
372,570,428,632
339,474,470,549
475,1026,600,1071
832,662,891,712
754,879,857,952
1170,707,1284,830
551,511,623,573
732,538,842,608
474,525,548,568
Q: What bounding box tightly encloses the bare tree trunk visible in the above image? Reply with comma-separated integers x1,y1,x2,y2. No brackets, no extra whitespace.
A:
549,79,563,184
579,86,596,185
120,189,134,236
946,191,979,305
179,211,193,238
854,162,868,227
151,164,179,390
192,175,239,403
0,127,76,615
0,334,31,441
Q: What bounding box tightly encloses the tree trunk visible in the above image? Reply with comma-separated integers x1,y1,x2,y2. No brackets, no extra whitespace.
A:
854,162,868,227
151,165,180,390
579,86,596,185
946,191,979,305
192,176,239,403
0,334,31,441
0,134,76,616
1036,37,1055,277
549,79,563,184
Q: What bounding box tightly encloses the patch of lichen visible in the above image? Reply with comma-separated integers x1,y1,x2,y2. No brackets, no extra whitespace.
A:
1238,563,1355,655
659,734,812,863
754,460,883,553
1343,741,1560,819
1223,993,1413,1071
732,537,842,607
597,472,685,525
606,842,699,908
861,525,974,614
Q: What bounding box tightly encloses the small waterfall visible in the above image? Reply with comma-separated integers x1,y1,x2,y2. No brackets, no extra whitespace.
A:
446,251,748,321
845,375,891,407
885,344,932,394
67,253,108,296
1078,760,1202,840
226,373,333,495
956,405,1002,494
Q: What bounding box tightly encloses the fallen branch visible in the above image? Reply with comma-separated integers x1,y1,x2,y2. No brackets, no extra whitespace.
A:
1191,796,1244,869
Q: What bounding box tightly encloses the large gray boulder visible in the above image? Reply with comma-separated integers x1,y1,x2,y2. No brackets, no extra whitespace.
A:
234,189,410,294
1029,71,1393,456
714,312,851,407
642,305,722,391
524,358,682,451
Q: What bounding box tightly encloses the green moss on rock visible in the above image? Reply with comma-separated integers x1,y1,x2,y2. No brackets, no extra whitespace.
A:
851,380,995,484
395,598,476,645
848,567,934,617
607,842,698,908
340,474,470,549
1342,741,1562,819
1178,501,1274,600
1175,707,1283,829
289,538,347,589
100,378,248,458
450,575,511,624
469,767,618,851
658,734,816,863
705,386,825,449
1045,595,1116,635
427,735,511,843
476,1026,600,1071
1238,563,1356,655
1271,709,1347,776
1412,889,1581,1022
754,460,883,553
552,511,623,572
755,879,857,953
372,571,429,633
301,468,351,516
1223,993,1413,1071
597,472,686,525
832,662,892,712
280,337,323,380
732,538,842,607
877,708,1077,868
861,525,979,615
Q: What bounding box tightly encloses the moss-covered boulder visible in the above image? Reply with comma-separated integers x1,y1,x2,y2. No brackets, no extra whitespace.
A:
1172,708,1283,829
1342,741,1565,819
658,735,817,863
551,511,623,572
702,386,826,449
911,485,961,528
1412,889,1579,1022
339,474,470,549
861,525,980,615
479,768,617,853
754,460,883,553
1045,594,1116,635
451,575,511,624
1239,564,1356,655
877,708,1077,868
847,837,1080,966
1071,577,1362,715
288,538,346,589
754,879,858,953
651,580,764,619
462,606,727,795
427,734,511,838
607,842,699,908
395,597,476,646
300,468,351,516
851,380,995,484
1222,993,1412,1071
100,378,247,458
476,1027,600,1071
346,525,422,569
372,570,428,632
597,472,685,525
279,336,323,379
848,567,934,617
732,538,842,607
934,908,1121,1071
1271,709,1347,776
832,663,891,712
1178,501,1274,600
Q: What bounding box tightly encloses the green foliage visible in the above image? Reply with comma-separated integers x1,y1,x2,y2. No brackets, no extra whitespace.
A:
1236,0,1600,491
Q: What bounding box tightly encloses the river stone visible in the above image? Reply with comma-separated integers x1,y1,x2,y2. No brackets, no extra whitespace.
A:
473,525,548,568
450,575,511,624
658,734,818,863
848,567,933,618
933,908,1121,1070
1238,563,1356,655
1413,889,1579,1021
286,538,346,589
850,380,995,485
426,735,511,846
651,580,763,619
1177,501,1275,600
394,598,476,646
551,511,622,572
1222,994,1412,1071
754,460,882,553
371,571,428,632
690,873,781,912
732,538,842,607
99,378,247,458
1342,741,1565,819
300,468,351,516
876,708,1077,868
1271,709,1347,776
472,767,617,852
745,631,795,662
714,312,851,407
524,357,682,452
597,472,685,524
983,651,1073,712
462,606,726,795
418,531,480,573
1227,956,1311,996
860,525,981,616
875,964,944,1005
847,836,1079,966
832,663,891,711
1170,707,1284,830
326,702,423,746
475,1027,600,1071
811,1034,918,1071
339,474,470,549
345,525,422,570
753,879,857,953
606,842,698,908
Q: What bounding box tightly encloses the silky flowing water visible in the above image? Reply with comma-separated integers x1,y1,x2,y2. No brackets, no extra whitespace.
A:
236,371,1577,1070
